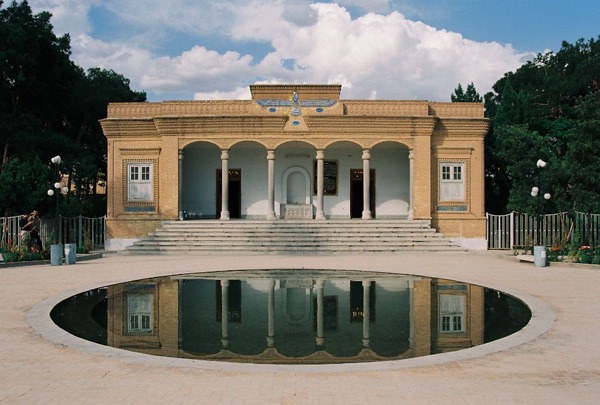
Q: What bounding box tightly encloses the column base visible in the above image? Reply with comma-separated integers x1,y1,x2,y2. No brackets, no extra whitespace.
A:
315,211,326,220
266,211,276,220
407,209,414,220
220,211,230,220
361,210,372,220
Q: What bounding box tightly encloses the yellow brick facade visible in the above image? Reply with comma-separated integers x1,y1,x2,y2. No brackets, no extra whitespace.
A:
101,84,489,247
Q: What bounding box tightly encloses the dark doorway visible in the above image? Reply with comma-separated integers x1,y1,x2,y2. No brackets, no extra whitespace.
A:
216,169,241,219
350,169,375,219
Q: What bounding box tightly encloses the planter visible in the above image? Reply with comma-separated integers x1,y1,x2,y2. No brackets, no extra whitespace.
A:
50,244,63,266
64,243,76,265
533,245,547,267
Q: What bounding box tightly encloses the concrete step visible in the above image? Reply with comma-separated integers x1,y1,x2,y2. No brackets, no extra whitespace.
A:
123,220,465,254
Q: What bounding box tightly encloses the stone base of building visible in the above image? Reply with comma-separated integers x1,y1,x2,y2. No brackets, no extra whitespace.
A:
451,238,487,250
105,238,137,251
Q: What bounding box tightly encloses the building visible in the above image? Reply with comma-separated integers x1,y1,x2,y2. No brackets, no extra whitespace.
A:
100,84,489,250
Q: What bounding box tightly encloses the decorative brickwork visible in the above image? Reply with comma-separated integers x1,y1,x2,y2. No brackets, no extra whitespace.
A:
101,84,489,245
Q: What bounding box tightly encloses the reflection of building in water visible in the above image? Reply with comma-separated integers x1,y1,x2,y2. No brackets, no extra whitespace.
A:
105,272,483,364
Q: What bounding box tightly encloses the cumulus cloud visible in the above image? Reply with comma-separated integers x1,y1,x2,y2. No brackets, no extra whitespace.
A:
26,1,532,101
29,0,99,37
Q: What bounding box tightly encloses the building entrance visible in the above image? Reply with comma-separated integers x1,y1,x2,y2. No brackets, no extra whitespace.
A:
216,169,241,219
350,169,375,219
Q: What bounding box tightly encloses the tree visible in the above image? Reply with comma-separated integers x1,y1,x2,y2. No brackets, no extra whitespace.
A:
0,157,54,216
0,0,79,163
0,1,146,217
451,82,482,102
485,37,600,215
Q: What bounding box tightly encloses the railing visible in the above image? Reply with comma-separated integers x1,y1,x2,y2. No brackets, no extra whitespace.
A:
1,215,106,250
487,211,600,250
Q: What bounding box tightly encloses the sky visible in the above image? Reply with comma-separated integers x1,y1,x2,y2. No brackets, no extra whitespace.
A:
23,0,600,102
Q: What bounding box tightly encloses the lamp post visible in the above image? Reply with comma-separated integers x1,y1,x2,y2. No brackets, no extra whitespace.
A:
47,155,65,243
531,158,550,267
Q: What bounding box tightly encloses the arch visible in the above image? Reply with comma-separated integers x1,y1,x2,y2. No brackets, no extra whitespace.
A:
323,140,364,150
282,166,311,204
181,141,221,219
369,139,412,150
181,139,222,151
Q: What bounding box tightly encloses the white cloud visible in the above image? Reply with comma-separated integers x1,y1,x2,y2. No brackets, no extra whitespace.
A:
27,1,532,101
29,0,99,37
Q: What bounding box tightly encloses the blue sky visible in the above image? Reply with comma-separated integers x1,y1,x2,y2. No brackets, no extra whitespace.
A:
24,0,600,101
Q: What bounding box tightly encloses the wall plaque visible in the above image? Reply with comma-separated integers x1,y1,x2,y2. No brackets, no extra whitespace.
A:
313,160,338,196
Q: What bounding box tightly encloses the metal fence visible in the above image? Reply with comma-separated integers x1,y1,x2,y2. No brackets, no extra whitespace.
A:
487,211,600,250
1,215,106,250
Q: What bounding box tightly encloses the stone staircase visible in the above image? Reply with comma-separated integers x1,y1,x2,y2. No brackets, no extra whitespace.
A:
122,219,467,254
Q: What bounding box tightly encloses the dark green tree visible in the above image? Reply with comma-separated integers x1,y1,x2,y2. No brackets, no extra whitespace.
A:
0,1,146,217
0,157,54,216
485,37,600,215
451,82,482,102
0,0,78,163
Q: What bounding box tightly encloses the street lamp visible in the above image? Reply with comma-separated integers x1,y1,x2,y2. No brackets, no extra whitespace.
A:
48,155,64,243
531,159,551,264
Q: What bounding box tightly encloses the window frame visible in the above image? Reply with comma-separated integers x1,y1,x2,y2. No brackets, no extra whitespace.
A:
439,162,465,202
439,293,466,334
127,163,153,202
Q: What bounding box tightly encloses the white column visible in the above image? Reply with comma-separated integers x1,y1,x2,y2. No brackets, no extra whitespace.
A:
362,149,372,220
362,280,371,348
178,149,184,220
408,149,414,220
316,150,325,220
267,150,276,220
221,280,230,349
220,149,230,220
315,279,325,348
267,279,275,347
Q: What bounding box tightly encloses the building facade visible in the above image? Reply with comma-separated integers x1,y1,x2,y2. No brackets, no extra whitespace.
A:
100,84,489,249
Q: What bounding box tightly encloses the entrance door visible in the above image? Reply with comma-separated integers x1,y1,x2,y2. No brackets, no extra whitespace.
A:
350,169,375,219
216,169,241,219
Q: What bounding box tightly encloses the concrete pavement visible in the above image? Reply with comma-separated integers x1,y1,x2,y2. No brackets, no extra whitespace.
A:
1,252,599,404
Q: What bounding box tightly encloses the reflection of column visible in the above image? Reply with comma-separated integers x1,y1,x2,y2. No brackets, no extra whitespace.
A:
221,280,230,349
267,279,275,347
267,150,276,220
220,150,230,220
178,149,184,220
316,150,325,220
362,149,372,220
315,279,325,348
362,280,371,347
408,149,414,220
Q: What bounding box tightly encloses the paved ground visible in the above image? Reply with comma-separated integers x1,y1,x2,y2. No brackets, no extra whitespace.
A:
1,252,599,404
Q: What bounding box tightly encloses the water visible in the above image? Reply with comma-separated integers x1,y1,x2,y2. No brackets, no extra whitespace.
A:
51,269,531,365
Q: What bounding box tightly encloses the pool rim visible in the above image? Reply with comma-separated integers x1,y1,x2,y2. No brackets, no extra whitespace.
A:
27,266,555,373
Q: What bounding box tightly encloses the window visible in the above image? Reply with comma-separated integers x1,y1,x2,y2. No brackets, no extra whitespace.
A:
127,294,153,333
439,163,465,201
128,164,153,201
439,294,465,333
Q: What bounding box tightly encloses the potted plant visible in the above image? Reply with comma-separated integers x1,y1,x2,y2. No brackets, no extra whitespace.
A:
578,246,593,264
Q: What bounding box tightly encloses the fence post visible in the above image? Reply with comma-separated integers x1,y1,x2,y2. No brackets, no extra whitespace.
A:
510,211,515,250
78,215,83,248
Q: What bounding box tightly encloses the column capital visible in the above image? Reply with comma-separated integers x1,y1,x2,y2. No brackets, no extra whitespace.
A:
178,149,184,160
267,150,275,160
221,149,229,160
316,149,325,159
362,149,371,160
409,149,414,159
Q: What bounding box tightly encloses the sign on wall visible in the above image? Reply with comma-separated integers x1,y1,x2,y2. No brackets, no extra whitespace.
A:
313,160,338,195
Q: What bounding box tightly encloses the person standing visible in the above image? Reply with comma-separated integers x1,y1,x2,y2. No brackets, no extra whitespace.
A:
23,211,42,251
